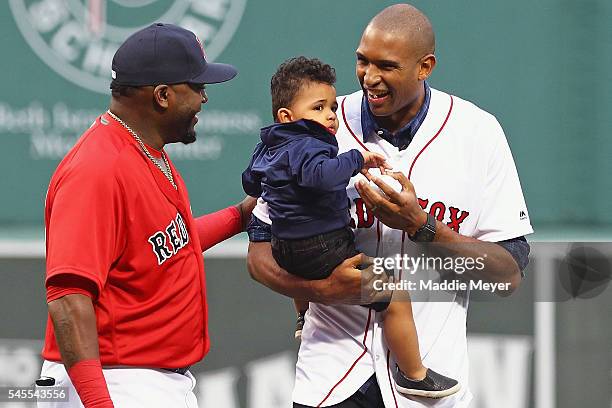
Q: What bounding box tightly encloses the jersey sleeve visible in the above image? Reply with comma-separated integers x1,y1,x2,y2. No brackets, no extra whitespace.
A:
46,274,98,303
45,161,125,298
194,206,242,252
473,117,533,242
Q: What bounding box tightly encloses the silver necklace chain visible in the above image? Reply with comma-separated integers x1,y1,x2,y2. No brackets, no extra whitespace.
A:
106,110,177,189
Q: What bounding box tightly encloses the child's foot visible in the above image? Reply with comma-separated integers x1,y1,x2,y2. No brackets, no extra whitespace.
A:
294,312,306,341
394,366,460,398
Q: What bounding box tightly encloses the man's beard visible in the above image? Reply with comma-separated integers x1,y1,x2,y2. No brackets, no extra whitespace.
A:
181,129,197,145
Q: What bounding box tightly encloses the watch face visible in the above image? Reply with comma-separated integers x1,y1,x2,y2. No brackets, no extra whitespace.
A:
420,226,436,242
410,214,436,242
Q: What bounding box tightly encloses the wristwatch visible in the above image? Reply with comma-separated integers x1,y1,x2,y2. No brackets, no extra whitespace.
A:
409,213,436,242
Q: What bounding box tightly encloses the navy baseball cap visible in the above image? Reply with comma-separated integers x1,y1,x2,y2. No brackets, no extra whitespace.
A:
111,23,237,87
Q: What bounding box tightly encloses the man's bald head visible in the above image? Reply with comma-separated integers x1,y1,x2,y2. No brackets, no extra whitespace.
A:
368,3,435,57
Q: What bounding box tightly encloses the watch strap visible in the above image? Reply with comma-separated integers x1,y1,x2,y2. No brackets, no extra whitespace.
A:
409,212,436,242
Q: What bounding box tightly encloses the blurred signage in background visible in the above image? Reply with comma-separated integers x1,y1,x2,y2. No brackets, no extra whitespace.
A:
0,102,260,161
8,0,247,94
1,0,261,225
6,0,254,162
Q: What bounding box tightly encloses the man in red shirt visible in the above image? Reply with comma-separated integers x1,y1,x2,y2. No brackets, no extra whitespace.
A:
39,23,256,407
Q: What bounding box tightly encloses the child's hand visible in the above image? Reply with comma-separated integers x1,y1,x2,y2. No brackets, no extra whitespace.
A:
361,151,391,174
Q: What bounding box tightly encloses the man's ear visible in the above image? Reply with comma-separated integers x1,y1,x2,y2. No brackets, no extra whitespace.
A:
153,85,170,109
276,108,294,123
417,54,436,81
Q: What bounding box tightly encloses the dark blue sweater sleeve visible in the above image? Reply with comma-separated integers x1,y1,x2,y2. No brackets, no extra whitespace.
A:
241,142,264,197
496,236,530,275
297,148,364,192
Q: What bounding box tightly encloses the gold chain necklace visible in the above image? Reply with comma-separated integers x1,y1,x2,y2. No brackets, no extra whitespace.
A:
107,110,177,189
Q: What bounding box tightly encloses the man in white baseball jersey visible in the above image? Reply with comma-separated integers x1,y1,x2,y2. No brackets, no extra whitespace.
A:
247,4,532,407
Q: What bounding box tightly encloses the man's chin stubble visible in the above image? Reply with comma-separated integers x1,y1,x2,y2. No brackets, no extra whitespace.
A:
181,132,197,145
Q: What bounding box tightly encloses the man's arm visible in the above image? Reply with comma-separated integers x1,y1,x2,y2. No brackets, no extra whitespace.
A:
236,196,258,231
247,241,388,304
425,220,522,294
195,196,257,251
356,172,523,295
48,294,100,367
47,285,114,407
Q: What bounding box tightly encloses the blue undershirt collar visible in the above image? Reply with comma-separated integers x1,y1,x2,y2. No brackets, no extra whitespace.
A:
360,82,431,151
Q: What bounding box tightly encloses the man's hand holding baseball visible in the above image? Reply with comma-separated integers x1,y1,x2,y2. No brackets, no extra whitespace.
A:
356,170,523,294
356,171,427,236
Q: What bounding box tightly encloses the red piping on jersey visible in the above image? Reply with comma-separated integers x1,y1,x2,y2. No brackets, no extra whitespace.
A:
341,96,370,152
401,95,454,272
316,309,373,407
407,95,454,180
386,350,400,408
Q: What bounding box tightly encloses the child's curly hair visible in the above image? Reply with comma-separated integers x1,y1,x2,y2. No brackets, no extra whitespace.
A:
270,56,336,121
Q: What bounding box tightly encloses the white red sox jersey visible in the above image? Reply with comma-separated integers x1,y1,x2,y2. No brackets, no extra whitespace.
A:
252,87,533,407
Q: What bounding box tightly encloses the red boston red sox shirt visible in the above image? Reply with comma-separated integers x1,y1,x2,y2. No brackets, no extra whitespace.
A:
42,112,241,368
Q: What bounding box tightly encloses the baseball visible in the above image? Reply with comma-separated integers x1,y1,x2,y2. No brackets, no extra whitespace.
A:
371,174,403,197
